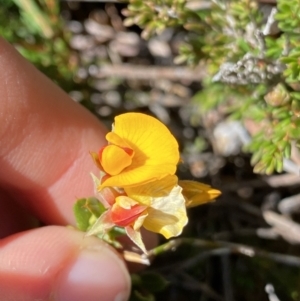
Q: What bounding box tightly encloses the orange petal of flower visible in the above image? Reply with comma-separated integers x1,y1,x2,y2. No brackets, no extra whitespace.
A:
178,180,221,208
111,196,147,227
100,145,134,176
100,113,179,188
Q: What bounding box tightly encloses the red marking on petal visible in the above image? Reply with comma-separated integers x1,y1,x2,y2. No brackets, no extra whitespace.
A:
111,204,147,227
101,174,111,184
122,147,134,157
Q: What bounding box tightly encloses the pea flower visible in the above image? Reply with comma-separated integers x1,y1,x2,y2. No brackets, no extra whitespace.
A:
88,175,187,253
91,113,180,189
78,112,221,254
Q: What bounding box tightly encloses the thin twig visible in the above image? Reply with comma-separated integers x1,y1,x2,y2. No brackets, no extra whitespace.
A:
278,193,300,215
181,272,225,301
221,254,234,301
148,238,300,268
263,210,300,244
264,173,300,187
92,64,206,82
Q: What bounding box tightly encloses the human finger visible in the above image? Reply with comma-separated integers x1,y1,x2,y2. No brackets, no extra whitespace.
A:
0,226,130,301
0,38,107,225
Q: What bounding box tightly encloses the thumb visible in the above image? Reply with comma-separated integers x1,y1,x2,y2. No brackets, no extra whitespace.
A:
0,226,130,301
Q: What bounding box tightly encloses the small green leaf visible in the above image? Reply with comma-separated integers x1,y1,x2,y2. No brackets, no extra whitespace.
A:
284,143,292,158
73,197,106,231
253,161,267,174
251,150,263,166
281,56,297,64
291,92,300,100
276,158,284,173
265,158,276,175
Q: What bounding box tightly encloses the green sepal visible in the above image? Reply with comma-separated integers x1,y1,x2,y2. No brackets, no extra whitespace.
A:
100,231,124,249
110,226,127,237
73,197,106,231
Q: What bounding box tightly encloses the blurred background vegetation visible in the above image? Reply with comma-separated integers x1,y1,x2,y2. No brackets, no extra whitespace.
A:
1,0,300,300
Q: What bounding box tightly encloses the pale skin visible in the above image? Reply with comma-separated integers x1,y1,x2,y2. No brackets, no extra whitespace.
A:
0,38,156,301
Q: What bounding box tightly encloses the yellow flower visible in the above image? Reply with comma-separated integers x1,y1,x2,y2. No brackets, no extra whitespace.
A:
87,175,187,253
85,112,221,254
93,113,180,189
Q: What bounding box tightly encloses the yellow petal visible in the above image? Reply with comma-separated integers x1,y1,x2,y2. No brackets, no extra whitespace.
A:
124,175,178,206
142,184,188,238
105,132,130,148
125,176,187,238
100,113,179,188
100,145,134,176
178,180,221,208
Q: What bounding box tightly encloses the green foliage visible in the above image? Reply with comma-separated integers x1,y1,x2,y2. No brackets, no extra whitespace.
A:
123,0,187,39
130,273,169,301
0,0,76,91
276,0,300,33
125,0,300,175
4,0,300,175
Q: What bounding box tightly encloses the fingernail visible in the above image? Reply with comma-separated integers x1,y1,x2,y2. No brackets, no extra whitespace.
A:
54,245,130,301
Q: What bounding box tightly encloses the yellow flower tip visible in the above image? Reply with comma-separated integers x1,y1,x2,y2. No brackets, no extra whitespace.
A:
99,144,134,176
99,112,180,188
178,180,221,208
